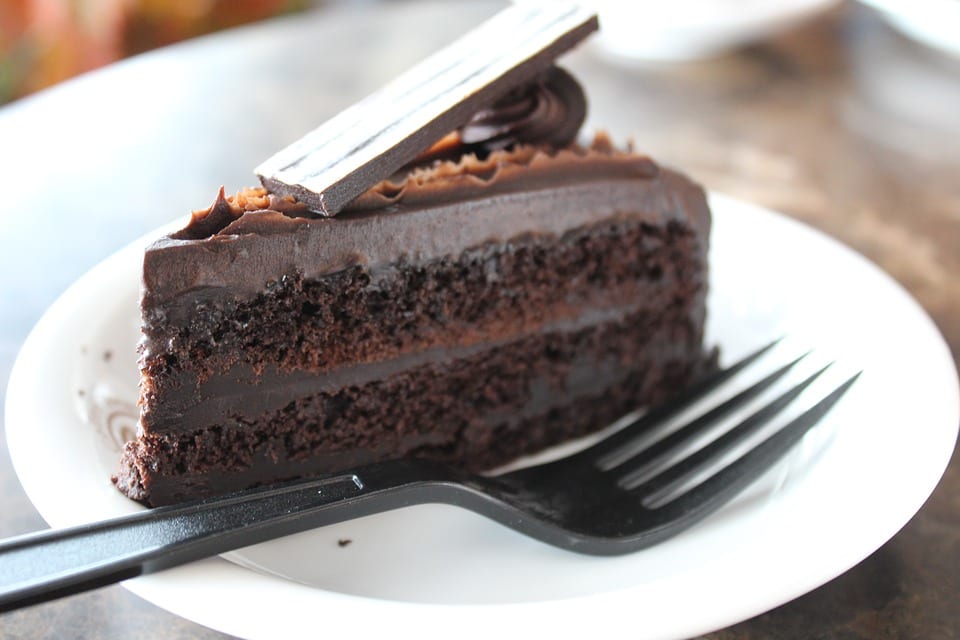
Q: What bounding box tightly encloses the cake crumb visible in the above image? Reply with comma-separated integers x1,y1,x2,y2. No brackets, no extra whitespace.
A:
337,539,352,548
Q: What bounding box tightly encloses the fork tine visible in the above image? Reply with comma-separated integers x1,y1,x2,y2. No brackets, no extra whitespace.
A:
586,339,782,467
642,372,862,511
595,346,808,471
623,363,833,492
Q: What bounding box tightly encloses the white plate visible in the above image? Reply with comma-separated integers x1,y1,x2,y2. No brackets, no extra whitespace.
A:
580,0,838,62
6,194,958,640
859,0,960,59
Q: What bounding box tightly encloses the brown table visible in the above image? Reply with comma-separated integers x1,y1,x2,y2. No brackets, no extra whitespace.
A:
1,1,957,637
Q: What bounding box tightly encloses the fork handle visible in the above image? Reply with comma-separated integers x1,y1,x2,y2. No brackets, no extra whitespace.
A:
0,460,455,613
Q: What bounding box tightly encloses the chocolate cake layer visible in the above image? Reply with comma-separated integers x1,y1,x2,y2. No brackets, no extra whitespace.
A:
118,140,712,506
144,298,683,433
117,304,705,506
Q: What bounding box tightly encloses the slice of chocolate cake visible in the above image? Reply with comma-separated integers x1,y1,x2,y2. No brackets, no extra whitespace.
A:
113,7,713,506
114,129,712,506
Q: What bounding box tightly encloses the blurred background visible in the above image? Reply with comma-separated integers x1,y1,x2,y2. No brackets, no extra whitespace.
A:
0,0,322,104
3,0,960,105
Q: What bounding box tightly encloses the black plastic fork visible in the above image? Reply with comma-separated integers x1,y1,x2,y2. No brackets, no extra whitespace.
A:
0,343,859,613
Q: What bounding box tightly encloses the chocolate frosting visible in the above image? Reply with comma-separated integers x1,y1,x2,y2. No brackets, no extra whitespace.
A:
347,132,658,212
173,186,309,241
414,65,586,165
462,65,585,150
177,133,661,240
182,65,590,237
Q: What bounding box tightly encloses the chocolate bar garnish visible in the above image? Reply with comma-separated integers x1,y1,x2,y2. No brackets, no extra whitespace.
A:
255,2,598,216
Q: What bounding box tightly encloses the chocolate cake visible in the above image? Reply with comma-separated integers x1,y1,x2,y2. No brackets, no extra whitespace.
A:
113,10,713,507
114,140,711,505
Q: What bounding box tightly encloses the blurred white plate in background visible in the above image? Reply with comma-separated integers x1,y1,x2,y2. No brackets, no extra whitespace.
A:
859,0,960,59
577,0,839,61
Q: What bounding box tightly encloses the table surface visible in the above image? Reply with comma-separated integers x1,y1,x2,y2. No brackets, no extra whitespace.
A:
1,1,958,638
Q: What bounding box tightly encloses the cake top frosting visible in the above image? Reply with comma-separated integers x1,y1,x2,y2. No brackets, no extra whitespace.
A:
179,63,614,240
348,132,658,211
177,131,659,241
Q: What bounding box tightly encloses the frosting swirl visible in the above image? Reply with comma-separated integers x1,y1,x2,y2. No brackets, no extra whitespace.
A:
414,65,587,165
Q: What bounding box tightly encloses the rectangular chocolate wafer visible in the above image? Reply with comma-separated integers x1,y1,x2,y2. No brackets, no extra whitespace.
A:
255,2,598,216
